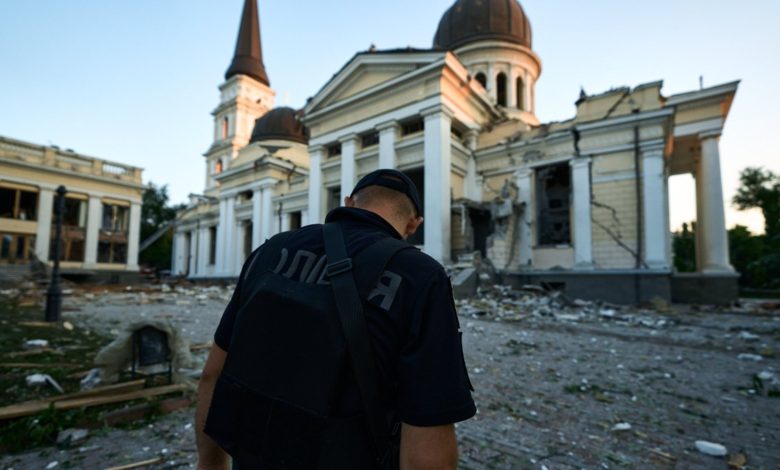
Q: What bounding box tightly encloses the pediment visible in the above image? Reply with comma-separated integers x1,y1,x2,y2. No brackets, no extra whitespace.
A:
306,52,443,116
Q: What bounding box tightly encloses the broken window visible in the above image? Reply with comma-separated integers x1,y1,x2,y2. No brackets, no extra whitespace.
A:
536,163,571,246
401,118,424,137
51,196,87,262
361,131,379,149
208,226,217,266
0,233,35,264
0,187,38,221
475,72,487,89
326,143,342,158
516,77,525,110
496,73,507,107
98,203,129,264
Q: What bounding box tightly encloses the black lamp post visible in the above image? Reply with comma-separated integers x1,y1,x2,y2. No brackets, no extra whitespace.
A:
45,185,67,322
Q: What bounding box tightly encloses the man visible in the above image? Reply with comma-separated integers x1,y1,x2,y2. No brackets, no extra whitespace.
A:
196,169,475,469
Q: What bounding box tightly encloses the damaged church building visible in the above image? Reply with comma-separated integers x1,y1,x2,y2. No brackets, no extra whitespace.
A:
174,0,739,304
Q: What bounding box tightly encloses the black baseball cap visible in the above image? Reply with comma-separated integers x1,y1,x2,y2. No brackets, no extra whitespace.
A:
350,169,422,216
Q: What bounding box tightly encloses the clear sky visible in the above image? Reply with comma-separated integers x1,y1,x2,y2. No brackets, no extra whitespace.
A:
1,0,778,234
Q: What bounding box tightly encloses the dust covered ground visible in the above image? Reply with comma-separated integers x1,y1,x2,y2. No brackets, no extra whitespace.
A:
1,284,779,470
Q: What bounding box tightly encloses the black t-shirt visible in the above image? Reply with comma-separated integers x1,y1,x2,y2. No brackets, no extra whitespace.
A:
214,207,476,427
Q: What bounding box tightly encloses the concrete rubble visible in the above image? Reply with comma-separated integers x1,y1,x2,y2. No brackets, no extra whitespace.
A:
1,283,779,469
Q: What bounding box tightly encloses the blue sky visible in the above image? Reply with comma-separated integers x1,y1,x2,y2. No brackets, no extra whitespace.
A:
1,0,778,233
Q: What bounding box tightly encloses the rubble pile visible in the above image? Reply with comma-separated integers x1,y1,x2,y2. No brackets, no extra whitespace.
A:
456,284,675,329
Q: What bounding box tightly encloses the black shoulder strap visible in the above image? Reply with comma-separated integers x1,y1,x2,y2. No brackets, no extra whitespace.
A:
322,223,410,465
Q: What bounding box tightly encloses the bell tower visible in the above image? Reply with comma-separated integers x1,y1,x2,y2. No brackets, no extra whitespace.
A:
204,0,275,192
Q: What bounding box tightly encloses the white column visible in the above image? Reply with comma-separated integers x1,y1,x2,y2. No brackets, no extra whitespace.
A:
641,148,669,269
515,168,534,268
252,188,262,248
198,226,209,276
378,121,398,169
486,63,496,103
35,188,54,261
340,135,359,202
423,105,453,264
570,158,593,269
170,229,179,273
307,146,325,224
216,198,228,273
464,131,480,201
696,131,734,273
301,209,309,227
224,197,236,275
261,185,274,241
84,196,102,266
526,72,534,114
507,66,517,110
125,202,141,270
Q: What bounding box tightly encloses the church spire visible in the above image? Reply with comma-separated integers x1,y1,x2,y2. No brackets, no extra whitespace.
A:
225,0,270,86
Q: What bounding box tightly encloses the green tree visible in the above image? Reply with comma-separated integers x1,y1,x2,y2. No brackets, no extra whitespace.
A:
139,183,184,272
733,167,780,239
672,222,696,273
728,225,766,287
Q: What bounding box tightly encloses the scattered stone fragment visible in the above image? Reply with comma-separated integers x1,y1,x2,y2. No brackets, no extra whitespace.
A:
63,321,74,331
45,462,58,469
80,368,102,390
23,339,50,349
737,331,759,342
611,422,632,432
737,354,763,362
56,428,89,445
695,440,728,457
727,452,748,469
26,373,64,393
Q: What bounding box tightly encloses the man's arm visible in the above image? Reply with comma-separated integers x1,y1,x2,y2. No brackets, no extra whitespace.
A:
400,423,458,470
195,344,230,470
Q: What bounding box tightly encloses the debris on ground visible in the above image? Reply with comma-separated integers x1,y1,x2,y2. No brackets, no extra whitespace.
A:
695,440,728,457
25,373,64,393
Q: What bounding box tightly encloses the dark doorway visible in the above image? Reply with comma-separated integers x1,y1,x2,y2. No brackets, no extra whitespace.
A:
469,208,492,257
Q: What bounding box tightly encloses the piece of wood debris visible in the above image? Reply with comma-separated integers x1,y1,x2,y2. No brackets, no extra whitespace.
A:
189,342,213,352
649,448,677,461
0,362,80,369
6,348,65,358
0,382,184,421
18,321,57,328
103,457,163,470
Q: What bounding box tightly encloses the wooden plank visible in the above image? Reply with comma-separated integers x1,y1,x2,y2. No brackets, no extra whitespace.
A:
189,342,213,352
0,382,180,421
53,384,186,411
18,321,57,328
0,362,80,369
103,457,163,470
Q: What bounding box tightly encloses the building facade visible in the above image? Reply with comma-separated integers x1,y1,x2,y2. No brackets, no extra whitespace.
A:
0,135,144,279
174,0,739,303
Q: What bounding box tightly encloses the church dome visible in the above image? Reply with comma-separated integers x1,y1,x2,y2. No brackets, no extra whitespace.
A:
433,0,532,51
250,107,309,145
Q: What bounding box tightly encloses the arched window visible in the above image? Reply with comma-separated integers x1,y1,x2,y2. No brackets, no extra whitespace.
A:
221,117,229,140
496,73,507,107
475,72,487,89
215,159,223,175
516,77,525,110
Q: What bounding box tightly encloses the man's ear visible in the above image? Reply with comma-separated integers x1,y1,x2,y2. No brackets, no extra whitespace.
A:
404,216,424,239
344,196,356,208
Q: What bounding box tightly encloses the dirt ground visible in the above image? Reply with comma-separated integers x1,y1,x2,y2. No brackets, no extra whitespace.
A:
1,284,778,470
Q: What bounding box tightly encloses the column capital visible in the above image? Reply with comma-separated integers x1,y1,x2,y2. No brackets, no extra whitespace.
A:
699,130,722,140
515,167,534,180
376,120,399,132
338,133,360,144
421,104,455,120
308,144,326,155
569,156,592,169
641,145,665,159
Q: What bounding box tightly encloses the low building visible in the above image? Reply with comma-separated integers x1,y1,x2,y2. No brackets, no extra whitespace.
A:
0,135,144,281
175,0,739,304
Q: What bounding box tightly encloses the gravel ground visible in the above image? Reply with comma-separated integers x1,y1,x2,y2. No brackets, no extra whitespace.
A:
1,284,779,470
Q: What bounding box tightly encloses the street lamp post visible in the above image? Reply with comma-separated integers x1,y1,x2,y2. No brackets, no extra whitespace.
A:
45,185,67,322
